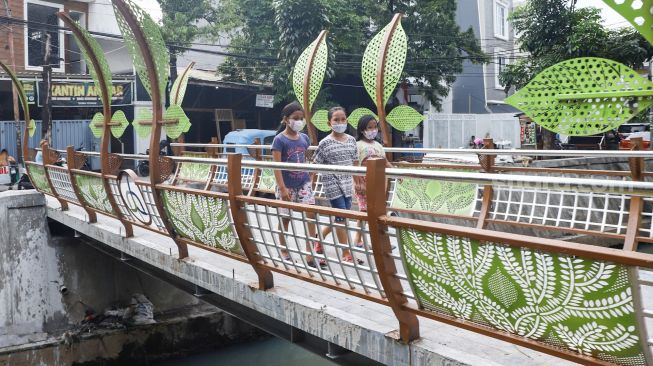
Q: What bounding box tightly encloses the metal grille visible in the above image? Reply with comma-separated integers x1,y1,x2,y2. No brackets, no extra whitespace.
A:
480,186,630,234
243,201,386,298
47,166,79,204
638,199,653,239
138,182,167,232
313,174,326,199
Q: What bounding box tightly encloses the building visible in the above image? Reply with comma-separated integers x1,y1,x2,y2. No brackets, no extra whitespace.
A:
0,0,277,159
440,0,519,114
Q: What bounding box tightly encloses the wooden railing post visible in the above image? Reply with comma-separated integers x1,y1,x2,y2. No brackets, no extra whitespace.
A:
41,143,69,211
66,145,97,223
366,157,419,343
227,153,274,290
624,137,644,252
476,138,495,229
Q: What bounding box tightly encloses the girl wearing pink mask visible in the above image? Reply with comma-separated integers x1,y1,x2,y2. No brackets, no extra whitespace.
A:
353,115,393,247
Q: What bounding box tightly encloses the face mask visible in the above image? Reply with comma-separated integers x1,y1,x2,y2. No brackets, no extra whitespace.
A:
331,123,347,134
364,129,378,140
289,119,305,132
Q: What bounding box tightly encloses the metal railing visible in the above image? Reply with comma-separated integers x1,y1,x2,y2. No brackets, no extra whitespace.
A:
26,143,653,365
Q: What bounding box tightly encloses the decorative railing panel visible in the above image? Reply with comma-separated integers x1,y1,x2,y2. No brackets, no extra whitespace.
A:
47,165,79,204
160,187,243,256
72,171,115,215
25,163,53,195
397,228,647,365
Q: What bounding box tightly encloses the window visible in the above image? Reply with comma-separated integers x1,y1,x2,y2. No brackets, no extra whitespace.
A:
494,1,508,39
25,0,64,71
66,12,86,74
494,48,509,89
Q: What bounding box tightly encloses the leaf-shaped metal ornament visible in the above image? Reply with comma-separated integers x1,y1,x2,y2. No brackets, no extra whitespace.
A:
112,0,170,101
601,0,653,46
110,110,130,138
361,15,407,108
505,57,653,136
386,105,424,132
170,62,195,106
163,105,191,139
311,110,330,132
133,108,153,138
90,112,105,138
292,31,328,111
27,119,36,137
348,108,378,129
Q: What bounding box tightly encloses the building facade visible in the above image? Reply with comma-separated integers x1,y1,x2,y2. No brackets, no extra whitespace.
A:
441,0,518,114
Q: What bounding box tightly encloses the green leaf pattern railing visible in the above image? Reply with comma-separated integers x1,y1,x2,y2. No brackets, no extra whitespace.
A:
26,164,52,194
398,230,645,365
162,190,243,255
74,174,115,214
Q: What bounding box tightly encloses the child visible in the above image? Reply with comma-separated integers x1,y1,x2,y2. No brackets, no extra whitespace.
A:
313,106,363,264
353,115,393,246
271,102,322,268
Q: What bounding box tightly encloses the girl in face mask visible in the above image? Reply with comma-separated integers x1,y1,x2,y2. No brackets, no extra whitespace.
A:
352,115,393,247
271,102,321,267
313,106,363,264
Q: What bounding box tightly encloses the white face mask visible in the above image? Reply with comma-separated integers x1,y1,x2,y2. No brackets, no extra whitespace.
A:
332,123,347,134
289,119,305,132
364,129,378,140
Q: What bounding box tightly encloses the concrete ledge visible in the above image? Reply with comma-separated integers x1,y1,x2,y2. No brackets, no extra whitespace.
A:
45,198,575,366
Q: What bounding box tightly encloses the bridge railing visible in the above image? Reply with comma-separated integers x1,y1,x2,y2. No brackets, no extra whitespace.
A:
28,146,653,365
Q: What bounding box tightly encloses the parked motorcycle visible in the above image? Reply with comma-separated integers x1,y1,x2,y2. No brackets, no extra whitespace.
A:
136,140,173,177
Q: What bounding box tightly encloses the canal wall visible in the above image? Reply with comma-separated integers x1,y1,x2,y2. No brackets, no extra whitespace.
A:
0,191,264,365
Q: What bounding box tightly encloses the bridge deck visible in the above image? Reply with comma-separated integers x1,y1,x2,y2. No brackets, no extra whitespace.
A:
45,196,573,366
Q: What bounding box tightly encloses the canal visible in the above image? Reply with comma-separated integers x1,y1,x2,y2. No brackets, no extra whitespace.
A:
156,337,336,366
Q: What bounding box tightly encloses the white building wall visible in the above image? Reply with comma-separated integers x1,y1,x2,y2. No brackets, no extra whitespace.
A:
423,112,520,149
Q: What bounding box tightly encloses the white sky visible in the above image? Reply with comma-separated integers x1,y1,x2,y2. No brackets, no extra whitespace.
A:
573,1,632,29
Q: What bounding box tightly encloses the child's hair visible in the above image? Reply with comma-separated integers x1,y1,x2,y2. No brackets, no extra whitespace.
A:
356,115,378,141
327,106,346,121
276,101,304,135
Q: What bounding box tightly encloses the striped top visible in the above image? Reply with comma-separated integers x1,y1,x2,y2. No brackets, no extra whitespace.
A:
313,134,358,200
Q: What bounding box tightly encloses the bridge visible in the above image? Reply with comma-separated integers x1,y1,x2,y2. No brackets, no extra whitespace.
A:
27,143,653,366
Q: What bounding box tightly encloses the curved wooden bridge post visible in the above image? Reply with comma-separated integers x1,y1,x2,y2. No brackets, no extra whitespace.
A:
227,153,274,290
624,137,644,252
476,138,495,229
112,0,188,258
366,158,419,342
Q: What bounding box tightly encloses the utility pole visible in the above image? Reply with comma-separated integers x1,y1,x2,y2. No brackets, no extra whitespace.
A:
3,0,22,164
41,33,53,143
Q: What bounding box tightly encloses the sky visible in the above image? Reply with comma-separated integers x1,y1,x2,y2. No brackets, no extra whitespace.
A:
569,1,631,29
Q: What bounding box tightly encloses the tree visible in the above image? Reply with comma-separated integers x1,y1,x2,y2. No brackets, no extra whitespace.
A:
156,0,221,82
215,0,487,109
500,0,653,148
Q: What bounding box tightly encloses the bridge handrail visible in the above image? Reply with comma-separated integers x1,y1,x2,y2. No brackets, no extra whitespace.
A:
163,156,653,196
169,143,653,158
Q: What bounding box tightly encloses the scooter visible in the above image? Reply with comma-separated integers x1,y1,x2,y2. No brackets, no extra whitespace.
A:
136,140,173,177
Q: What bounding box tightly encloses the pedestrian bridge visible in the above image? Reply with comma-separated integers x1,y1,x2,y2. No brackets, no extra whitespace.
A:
30,144,653,366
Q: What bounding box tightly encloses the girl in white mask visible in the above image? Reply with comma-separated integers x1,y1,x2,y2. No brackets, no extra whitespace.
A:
353,115,393,247
271,102,321,268
313,106,363,264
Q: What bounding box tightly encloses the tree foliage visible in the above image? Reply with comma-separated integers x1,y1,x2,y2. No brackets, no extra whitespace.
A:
214,0,487,109
500,0,653,90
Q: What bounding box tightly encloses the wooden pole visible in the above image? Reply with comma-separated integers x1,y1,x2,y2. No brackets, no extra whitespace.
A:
112,0,188,258
366,158,419,342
